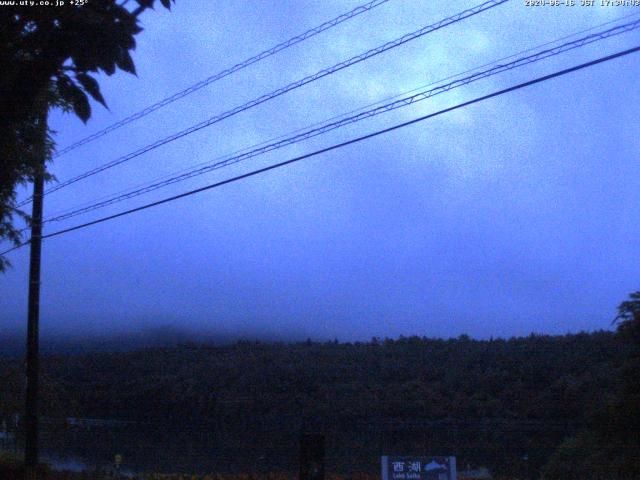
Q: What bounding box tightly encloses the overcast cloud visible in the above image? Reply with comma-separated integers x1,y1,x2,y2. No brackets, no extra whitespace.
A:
1,0,639,342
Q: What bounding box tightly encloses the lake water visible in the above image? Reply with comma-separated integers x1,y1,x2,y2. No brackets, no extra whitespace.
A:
4,419,576,476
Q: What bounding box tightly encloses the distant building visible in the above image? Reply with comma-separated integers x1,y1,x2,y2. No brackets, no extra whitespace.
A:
65,417,135,428
458,467,492,480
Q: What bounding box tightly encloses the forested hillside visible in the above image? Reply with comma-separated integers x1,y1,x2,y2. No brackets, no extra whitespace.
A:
0,332,623,424
0,331,633,477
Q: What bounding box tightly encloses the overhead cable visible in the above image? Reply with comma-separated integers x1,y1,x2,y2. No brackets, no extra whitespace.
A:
41,18,640,224
53,0,393,159
2,43,635,259
44,10,639,222
18,0,507,206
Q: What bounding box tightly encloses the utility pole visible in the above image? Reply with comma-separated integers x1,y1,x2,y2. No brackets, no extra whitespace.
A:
24,101,48,475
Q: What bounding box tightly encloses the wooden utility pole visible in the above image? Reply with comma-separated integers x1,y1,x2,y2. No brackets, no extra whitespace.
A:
24,102,48,474
299,433,325,480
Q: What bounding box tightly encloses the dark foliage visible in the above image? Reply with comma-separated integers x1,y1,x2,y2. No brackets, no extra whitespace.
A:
0,331,628,476
0,0,174,270
542,292,640,480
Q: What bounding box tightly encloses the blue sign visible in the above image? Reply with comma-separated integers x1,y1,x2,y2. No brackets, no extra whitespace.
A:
382,456,457,480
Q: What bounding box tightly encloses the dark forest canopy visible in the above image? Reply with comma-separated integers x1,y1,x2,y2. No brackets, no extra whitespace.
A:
0,331,624,424
0,329,637,477
543,293,640,480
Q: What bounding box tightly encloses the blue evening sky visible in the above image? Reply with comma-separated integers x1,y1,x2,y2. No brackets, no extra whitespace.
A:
1,0,639,341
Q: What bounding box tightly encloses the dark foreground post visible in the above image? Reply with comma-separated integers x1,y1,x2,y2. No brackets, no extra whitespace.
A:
24,105,48,477
299,433,325,480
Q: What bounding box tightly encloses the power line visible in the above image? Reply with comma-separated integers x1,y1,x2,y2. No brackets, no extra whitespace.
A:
52,0,393,159
40,18,640,225
18,0,507,206
0,242,29,256
42,11,640,222
3,43,636,257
